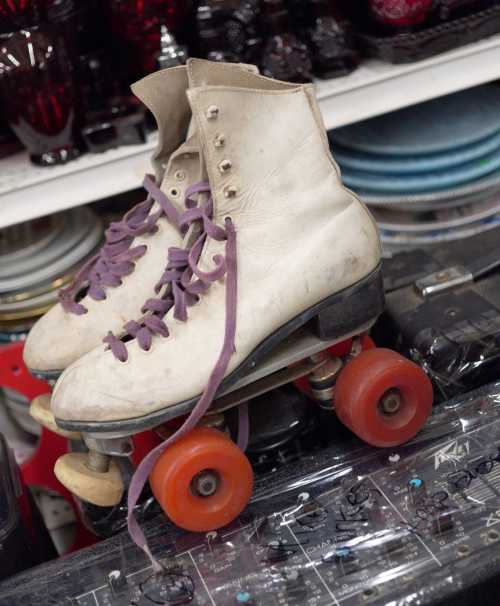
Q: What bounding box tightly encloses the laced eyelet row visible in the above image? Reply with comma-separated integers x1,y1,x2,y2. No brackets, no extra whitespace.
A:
59,176,180,316
206,105,238,198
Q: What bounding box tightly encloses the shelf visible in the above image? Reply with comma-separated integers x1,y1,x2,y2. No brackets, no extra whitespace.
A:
316,33,500,130
0,135,158,230
2,33,500,229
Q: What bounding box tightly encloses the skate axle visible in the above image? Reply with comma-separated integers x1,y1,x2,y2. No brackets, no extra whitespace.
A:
308,357,343,402
379,389,403,415
83,435,134,457
86,450,111,473
191,469,220,497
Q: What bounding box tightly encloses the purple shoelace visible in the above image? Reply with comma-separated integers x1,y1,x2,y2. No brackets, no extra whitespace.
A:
103,182,228,362
59,175,181,316
120,182,240,570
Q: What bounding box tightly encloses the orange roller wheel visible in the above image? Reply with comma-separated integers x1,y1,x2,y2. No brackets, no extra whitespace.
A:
335,348,433,448
149,427,253,532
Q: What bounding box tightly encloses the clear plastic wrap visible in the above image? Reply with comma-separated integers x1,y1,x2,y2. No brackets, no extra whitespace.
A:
379,225,500,403
3,382,500,605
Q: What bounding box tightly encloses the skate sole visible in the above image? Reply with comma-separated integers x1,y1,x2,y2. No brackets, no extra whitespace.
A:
28,368,63,382
56,264,384,435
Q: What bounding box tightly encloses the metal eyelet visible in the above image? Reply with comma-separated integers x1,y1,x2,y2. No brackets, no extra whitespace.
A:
213,133,225,148
169,187,180,198
206,105,219,120
175,170,186,181
223,185,238,198
218,159,232,174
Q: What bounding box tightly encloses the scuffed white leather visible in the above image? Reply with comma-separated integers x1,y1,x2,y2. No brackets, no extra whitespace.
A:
24,60,263,374
52,64,381,423
23,138,201,372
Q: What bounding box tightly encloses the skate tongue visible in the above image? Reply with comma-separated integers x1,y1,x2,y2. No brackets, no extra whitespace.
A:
158,132,201,206
186,58,259,89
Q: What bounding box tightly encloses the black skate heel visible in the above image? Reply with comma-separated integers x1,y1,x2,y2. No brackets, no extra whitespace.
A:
308,265,385,340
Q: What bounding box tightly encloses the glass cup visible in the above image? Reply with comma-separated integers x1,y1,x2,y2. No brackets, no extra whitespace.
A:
0,26,83,166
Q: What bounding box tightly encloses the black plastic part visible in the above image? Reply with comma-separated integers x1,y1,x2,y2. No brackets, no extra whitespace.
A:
377,225,500,403
0,435,56,581
309,265,384,340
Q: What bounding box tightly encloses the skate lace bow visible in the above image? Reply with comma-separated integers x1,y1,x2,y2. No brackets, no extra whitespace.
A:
58,175,181,316
103,182,231,361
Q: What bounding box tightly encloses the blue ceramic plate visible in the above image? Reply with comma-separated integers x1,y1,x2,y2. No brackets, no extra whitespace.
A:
361,170,500,210
372,195,500,232
380,215,500,245
330,85,500,156
341,150,500,194
332,130,500,175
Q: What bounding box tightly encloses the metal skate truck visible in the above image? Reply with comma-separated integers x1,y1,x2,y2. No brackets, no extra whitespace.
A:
24,60,432,559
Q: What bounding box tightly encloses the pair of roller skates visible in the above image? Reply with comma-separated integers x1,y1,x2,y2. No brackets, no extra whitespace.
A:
31,322,432,534
24,59,432,556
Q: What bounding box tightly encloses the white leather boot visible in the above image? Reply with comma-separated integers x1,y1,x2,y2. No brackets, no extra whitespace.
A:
23,60,258,380
52,61,382,427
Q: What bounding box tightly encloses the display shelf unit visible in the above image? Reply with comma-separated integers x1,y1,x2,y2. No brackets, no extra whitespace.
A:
1,33,500,230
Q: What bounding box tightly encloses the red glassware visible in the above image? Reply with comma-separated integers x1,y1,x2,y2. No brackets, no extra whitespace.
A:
0,0,42,33
369,0,434,26
0,27,83,166
109,0,190,78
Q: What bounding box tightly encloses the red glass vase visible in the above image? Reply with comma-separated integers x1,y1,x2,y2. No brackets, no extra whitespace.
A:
369,0,434,27
0,27,83,166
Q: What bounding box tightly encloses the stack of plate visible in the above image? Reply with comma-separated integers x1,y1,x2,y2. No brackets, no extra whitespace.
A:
329,84,500,255
0,207,103,343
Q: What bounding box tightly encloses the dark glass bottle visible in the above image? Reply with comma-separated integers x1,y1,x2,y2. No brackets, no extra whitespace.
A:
196,0,261,64
260,0,312,83
291,0,359,78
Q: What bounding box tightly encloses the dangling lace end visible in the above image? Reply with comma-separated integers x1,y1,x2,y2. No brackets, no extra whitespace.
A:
126,215,238,562
145,545,164,574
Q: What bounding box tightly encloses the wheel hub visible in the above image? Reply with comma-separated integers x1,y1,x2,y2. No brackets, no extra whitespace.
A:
379,389,402,415
192,469,220,497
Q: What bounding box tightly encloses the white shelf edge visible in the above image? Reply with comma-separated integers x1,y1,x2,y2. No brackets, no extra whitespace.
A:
317,33,500,130
1,33,500,229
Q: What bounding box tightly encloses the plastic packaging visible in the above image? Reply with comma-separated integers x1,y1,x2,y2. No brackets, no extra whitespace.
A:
3,382,500,604
380,225,500,402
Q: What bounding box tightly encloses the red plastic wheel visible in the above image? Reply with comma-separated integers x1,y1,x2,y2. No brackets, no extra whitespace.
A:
335,348,433,447
149,427,253,532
